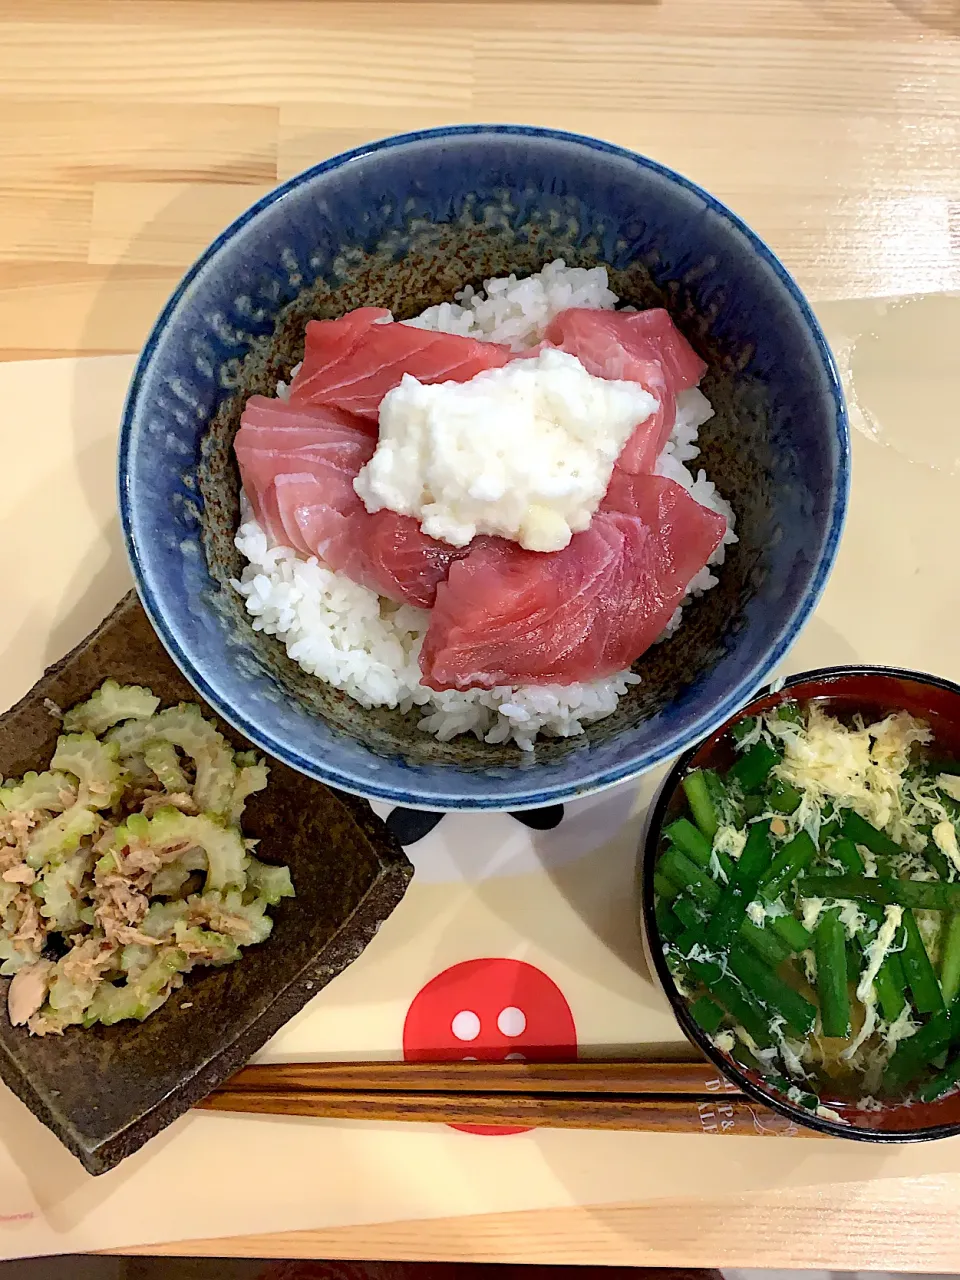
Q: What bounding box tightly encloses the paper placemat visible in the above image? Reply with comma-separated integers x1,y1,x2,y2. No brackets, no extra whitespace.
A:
2,291,960,1259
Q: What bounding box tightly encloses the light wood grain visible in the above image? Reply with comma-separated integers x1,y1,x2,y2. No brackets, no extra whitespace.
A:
3,0,960,365
10,0,960,1265
117,1174,960,1270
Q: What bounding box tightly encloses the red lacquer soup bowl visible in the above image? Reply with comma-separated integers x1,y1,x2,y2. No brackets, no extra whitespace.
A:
641,665,960,1142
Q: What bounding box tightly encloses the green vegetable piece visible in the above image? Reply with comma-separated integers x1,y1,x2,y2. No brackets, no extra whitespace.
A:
36,851,92,931
690,995,726,1035
704,769,741,824
655,901,682,942
229,759,269,825
819,814,841,847
141,899,190,939
671,892,790,966
842,810,903,857
658,848,722,908
845,940,860,985
683,770,720,841
663,818,712,867
686,958,775,1048
89,949,190,1027
736,819,774,885
767,779,802,815
705,821,772,950
775,702,804,725
814,908,851,1038
883,1006,956,1095
653,871,680,902
730,1041,764,1073
62,679,160,737
925,842,952,882
901,908,946,1015
727,945,817,1037
205,889,275,945
120,943,155,980
124,812,150,842
143,740,189,794
44,940,115,1027
830,836,865,876
704,887,748,951
919,1052,960,1103
663,818,736,883
874,957,907,1024
51,732,125,810
0,936,41,977
939,912,960,1007
769,913,813,955
758,830,817,901
172,923,242,967
107,704,237,816
0,771,75,814
740,919,791,968
25,805,99,869
742,794,765,819
798,874,960,913
731,717,759,747
138,808,246,893
671,894,706,931
728,741,779,793
853,905,902,1018
674,926,707,958
150,846,206,898
244,856,294,906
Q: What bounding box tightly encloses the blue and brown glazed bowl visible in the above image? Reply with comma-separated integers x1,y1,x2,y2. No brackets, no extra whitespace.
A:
118,125,849,811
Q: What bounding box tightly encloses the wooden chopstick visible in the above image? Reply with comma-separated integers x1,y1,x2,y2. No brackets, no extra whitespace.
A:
223,1058,744,1097
198,1058,817,1136
201,1058,822,1136
200,1086,816,1137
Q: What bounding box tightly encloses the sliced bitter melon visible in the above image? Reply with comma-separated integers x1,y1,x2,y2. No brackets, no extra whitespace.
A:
51,733,126,809
63,679,160,736
0,771,75,814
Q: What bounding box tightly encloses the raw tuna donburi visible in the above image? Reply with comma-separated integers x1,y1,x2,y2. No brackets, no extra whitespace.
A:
232,261,737,751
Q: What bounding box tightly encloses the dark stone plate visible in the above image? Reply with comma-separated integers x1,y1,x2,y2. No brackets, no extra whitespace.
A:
0,593,413,1175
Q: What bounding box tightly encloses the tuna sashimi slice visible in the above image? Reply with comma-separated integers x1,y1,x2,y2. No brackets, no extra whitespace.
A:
234,394,376,540
600,469,727,538
419,475,726,692
240,393,378,438
279,485,472,609
545,308,707,474
288,315,514,421
272,474,330,558
233,389,475,609
362,511,475,609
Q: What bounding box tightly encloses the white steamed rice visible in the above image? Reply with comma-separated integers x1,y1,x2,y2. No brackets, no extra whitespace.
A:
232,261,738,751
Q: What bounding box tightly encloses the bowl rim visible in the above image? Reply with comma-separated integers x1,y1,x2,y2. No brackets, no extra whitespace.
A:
641,661,960,1142
118,123,851,811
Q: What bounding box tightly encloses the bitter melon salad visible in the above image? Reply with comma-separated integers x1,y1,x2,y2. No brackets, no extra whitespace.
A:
0,681,294,1035
654,699,960,1118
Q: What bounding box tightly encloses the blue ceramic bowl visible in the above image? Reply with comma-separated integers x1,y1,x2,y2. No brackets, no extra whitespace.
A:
118,125,849,811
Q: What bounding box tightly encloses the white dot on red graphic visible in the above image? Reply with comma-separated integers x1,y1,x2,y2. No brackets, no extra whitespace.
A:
497,1006,526,1037
451,1010,481,1041
404,958,577,1137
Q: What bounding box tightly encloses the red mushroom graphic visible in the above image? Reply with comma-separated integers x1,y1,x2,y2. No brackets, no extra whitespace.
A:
403,958,577,1136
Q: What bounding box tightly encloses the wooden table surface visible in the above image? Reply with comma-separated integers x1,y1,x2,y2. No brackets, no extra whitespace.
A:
6,0,960,1267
